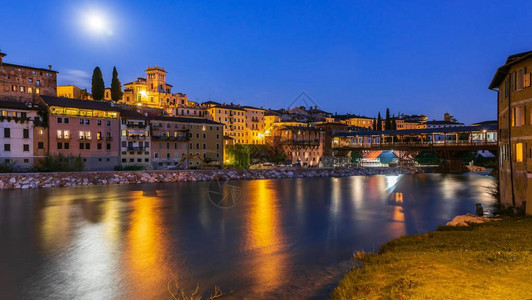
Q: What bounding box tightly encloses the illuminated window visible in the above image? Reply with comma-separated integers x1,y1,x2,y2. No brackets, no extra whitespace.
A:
515,143,524,162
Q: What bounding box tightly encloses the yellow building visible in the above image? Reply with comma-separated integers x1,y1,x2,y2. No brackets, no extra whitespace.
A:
243,106,266,144
489,50,532,215
337,115,374,129
264,113,281,136
57,85,91,100
204,102,247,144
120,67,188,109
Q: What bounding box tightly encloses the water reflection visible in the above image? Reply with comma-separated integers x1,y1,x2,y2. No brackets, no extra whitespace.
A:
245,180,288,294
125,190,171,299
0,174,495,299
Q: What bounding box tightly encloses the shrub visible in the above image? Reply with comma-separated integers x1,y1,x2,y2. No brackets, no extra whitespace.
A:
0,161,17,173
34,154,84,172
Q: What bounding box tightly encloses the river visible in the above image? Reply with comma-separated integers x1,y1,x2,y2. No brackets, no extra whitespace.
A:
0,173,494,299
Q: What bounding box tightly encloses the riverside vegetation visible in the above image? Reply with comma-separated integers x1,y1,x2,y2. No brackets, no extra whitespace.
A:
331,217,532,299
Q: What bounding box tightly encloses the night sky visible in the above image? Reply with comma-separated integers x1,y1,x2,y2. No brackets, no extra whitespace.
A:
1,0,531,123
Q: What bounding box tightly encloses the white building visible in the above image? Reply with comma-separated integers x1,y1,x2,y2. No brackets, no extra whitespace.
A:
119,110,152,169
0,101,42,170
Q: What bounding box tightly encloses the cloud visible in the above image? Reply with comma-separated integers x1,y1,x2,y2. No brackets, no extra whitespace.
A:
58,69,91,89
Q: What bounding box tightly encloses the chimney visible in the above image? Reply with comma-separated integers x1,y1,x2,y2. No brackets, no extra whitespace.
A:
48,65,52,70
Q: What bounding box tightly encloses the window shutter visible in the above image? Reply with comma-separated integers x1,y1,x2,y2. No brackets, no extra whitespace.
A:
525,72,531,88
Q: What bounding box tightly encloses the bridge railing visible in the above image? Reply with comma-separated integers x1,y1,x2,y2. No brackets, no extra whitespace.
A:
334,140,497,148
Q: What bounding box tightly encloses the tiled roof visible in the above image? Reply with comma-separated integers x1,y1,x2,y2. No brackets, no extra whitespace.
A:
489,50,532,89
149,115,224,125
40,96,119,111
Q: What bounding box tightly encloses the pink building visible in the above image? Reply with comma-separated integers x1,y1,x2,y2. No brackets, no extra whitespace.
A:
39,96,121,171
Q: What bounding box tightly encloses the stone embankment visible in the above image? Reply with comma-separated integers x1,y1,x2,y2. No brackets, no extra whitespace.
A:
0,166,421,190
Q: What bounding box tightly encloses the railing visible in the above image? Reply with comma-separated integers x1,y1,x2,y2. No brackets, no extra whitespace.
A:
127,146,149,151
334,140,498,148
106,137,113,141
57,136,71,140
127,135,147,140
79,136,92,141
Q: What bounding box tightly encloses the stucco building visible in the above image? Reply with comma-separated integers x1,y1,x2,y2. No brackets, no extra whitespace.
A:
119,110,151,169
0,51,57,102
0,101,46,169
39,96,121,171
489,50,532,215
120,67,188,109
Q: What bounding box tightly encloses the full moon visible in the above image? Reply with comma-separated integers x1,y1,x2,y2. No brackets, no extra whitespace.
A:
83,11,112,36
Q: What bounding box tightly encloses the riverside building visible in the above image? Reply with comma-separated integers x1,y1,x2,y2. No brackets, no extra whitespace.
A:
39,96,121,171
489,50,532,215
0,101,46,169
119,110,151,169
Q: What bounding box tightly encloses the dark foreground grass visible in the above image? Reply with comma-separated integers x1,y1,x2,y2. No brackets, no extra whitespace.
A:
331,217,532,300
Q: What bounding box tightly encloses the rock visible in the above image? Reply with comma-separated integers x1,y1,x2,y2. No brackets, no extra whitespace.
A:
446,213,499,227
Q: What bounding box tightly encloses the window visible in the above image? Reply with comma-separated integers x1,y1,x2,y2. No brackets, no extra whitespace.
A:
106,120,111,126
23,144,29,152
98,120,102,126
85,119,90,125
80,143,84,150
64,143,69,150
512,106,526,127
23,129,29,139
57,142,63,150
64,118,69,124
38,142,44,149
98,143,102,150
85,143,91,150
4,144,10,151
4,128,10,138
106,143,111,150
154,153,159,159
515,143,524,162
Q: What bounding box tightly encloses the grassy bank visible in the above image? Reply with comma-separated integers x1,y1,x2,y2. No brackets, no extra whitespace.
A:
332,217,532,299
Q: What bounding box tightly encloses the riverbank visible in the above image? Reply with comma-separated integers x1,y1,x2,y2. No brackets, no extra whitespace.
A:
331,217,532,299
0,166,422,190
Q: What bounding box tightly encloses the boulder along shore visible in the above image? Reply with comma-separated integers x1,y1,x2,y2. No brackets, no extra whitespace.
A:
0,166,422,190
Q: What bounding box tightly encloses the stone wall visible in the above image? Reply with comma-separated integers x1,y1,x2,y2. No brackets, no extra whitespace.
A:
0,166,422,190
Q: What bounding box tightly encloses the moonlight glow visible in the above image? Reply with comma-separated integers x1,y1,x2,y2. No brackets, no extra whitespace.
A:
82,10,113,36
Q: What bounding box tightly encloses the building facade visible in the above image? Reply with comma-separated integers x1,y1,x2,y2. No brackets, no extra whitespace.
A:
243,106,266,144
0,51,57,102
268,125,325,167
120,67,188,109
204,102,247,144
39,96,121,171
0,101,45,169
490,50,532,215
149,116,224,169
119,110,151,169
57,85,91,100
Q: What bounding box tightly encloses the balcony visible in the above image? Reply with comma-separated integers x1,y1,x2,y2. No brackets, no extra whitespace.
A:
127,146,148,151
57,136,71,141
105,137,113,142
78,136,92,141
127,135,147,141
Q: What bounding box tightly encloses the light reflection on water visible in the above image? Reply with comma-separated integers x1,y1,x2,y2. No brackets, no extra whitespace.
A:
0,173,495,299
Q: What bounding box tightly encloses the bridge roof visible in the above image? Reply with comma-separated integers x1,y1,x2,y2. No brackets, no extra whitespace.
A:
333,124,497,137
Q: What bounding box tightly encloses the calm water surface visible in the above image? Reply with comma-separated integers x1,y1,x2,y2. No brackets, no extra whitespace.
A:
0,173,494,299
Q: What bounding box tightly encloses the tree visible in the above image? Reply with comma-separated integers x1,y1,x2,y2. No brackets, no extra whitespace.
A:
110,66,123,101
385,108,391,130
226,144,251,169
392,118,397,130
91,67,105,101
373,118,377,131
377,112,382,131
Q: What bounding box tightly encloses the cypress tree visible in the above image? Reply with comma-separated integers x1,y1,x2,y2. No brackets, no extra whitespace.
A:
111,66,123,101
392,118,397,130
91,67,105,101
377,112,382,131
373,118,377,131
385,108,391,130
